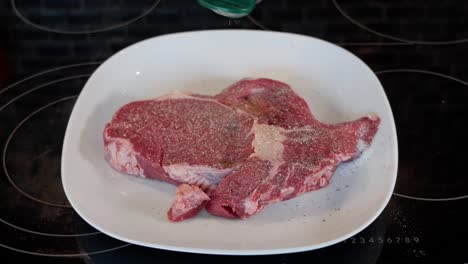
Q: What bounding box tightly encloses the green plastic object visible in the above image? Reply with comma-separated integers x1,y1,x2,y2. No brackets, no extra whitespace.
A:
198,0,257,18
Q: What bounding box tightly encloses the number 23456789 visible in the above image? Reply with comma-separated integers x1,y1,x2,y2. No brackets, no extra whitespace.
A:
345,236,420,244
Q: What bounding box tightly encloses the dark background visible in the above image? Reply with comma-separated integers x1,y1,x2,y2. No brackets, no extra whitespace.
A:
0,0,467,263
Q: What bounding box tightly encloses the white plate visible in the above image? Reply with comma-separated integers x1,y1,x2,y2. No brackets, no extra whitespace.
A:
61,30,398,255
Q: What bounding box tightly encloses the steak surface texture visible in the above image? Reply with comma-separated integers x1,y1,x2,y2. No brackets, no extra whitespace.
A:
103,78,380,221
104,93,254,191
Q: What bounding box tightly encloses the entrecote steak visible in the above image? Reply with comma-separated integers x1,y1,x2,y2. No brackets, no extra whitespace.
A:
103,78,380,221
103,93,254,191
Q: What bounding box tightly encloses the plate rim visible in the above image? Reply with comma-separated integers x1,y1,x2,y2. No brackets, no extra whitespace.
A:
61,29,399,255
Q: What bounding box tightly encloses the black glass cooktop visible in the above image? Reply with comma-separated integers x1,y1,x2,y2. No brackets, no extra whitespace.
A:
1,0,467,263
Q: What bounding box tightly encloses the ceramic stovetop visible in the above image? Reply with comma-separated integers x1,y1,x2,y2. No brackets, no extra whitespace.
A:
0,0,467,263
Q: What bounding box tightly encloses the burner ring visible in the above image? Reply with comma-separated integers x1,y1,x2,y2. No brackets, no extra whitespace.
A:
0,62,100,98
0,63,132,256
332,0,468,45
11,0,161,34
0,242,131,257
377,69,468,201
246,12,410,46
2,75,90,208
0,96,102,237
247,15,270,30
393,192,468,202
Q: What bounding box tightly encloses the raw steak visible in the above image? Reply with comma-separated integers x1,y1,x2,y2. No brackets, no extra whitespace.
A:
205,117,380,218
215,78,315,128
206,78,380,218
104,78,380,221
103,93,254,191
167,184,210,222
